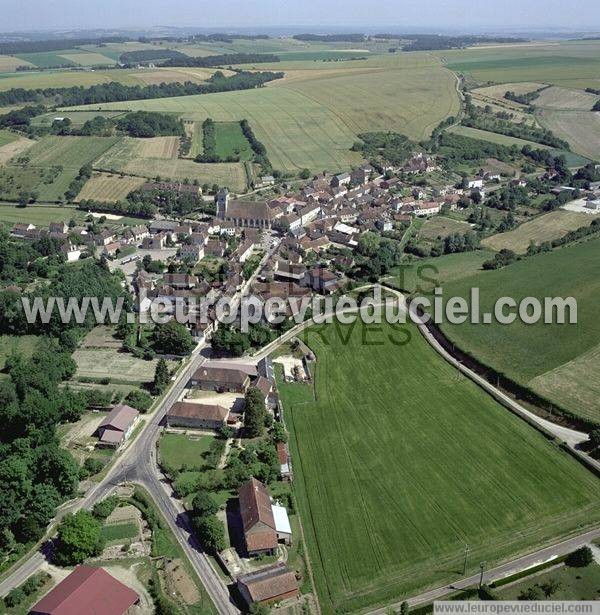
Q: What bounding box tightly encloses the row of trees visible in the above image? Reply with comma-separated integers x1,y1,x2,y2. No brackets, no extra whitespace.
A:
161,53,280,68
0,70,284,107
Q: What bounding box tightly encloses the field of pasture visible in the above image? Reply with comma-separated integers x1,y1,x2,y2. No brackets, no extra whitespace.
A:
481,210,596,253
64,53,460,173
441,236,600,424
281,321,600,613
538,110,600,161
0,135,120,202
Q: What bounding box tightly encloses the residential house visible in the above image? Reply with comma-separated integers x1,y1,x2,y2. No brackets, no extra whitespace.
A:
305,267,341,294
163,273,199,289
331,172,351,188
178,244,204,263
167,401,230,430
95,404,139,449
190,366,251,393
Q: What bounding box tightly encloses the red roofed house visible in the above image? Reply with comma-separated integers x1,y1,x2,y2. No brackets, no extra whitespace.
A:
238,477,278,556
167,401,230,430
30,565,139,615
95,404,139,449
237,562,299,607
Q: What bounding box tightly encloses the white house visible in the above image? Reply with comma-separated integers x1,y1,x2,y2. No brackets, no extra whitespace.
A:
468,178,484,190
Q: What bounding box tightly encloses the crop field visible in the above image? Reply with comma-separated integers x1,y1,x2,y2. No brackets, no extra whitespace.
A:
481,210,595,253
57,51,116,66
136,136,181,158
0,135,119,202
441,236,600,423
538,110,600,160
0,55,34,72
14,51,78,68
0,203,84,226
75,172,145,202
534,86,600,110
281,320,600,613
95,136,250,191
65,54,460,173
441,41,600,89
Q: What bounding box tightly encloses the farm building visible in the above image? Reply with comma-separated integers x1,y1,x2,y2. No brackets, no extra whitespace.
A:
30,565,139,615
167,401,230,430
237,563,299,607
190,365,251,393
277,441,292,480
238,477,292,556
95,404,139,449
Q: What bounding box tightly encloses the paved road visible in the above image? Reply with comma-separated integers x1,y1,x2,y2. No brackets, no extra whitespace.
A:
366,527,600,614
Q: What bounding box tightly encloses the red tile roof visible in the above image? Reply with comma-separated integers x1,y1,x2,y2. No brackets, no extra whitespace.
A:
30,565,139,615
168,401,229,422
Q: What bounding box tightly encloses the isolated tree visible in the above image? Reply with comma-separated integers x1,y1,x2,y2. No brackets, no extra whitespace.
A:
153,358,170,394
589,429,600,450
153,320,194,355
400,601,409,615
566,546,594,568
541,578,561,597
518,585,542,601
192,515,225,553
53,511,104,566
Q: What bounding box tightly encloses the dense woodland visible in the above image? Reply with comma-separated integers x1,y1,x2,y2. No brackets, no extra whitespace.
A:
160,53,280,68
0,37,127,55
352,131,414,166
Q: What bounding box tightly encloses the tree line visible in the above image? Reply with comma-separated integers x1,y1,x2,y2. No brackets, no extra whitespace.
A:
0,70,284,107
0,36,127,55
160,53,280,68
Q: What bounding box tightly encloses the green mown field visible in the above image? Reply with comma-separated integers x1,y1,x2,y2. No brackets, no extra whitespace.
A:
0,204,85,226
280,321,600,613
441,237,600,423
214,121,254,161
0,135,120,202
159,433,214,471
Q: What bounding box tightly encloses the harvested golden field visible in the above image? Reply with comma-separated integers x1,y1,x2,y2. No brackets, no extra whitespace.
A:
529,342,600,425
135,136,181,159
473,81,545,103
534,86,600,110
0,136,35,165
538,109,600,160
0,55,34,71
481,210,594,253
75,172,145,202
128,66,232,85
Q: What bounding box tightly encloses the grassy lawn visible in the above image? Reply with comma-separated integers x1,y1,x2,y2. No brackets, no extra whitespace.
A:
0,204,85,226
386,250,495,294
214,121,254,161
159,433,215,471
280,321,600,613
496,562,600,600
441,236,600,423
101,522,139,543
418,216,474,241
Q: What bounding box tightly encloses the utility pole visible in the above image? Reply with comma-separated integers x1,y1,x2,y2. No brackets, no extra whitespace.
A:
463,544,470,576
479,561,486,589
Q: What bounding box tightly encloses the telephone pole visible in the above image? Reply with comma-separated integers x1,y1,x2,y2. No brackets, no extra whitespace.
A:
463,544,470,576
479,561,487,589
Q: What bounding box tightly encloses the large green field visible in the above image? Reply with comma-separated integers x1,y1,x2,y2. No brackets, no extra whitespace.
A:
280,321,600,613
441,40,600,89
64,54,460,173
0,129,18,148
0,203,85,226
441,237,600,424
0,135,120,202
